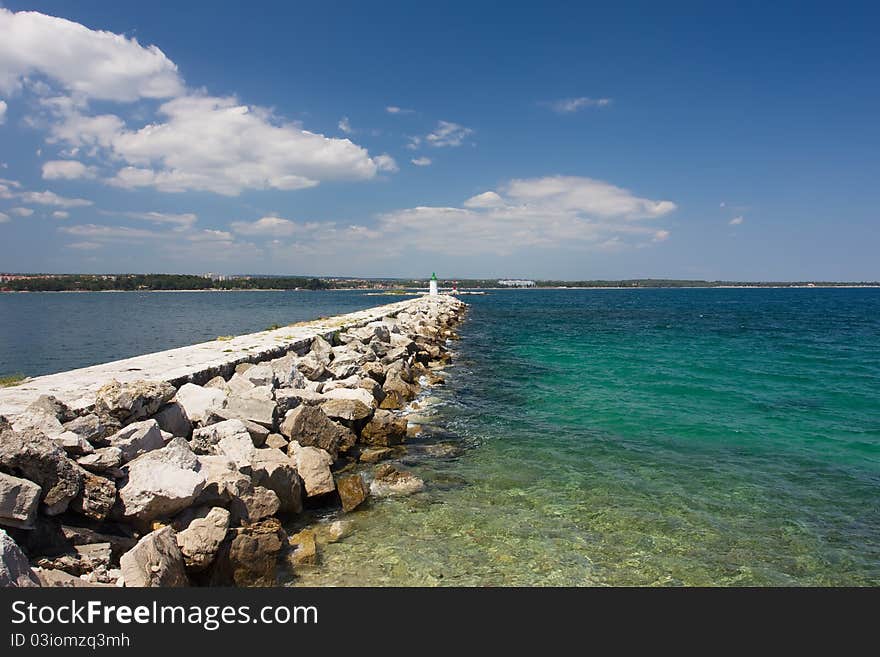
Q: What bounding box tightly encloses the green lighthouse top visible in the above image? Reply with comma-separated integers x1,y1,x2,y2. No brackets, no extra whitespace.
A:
431,272,437,281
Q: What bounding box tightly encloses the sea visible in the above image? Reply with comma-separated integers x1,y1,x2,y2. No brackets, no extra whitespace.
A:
2,287,878,585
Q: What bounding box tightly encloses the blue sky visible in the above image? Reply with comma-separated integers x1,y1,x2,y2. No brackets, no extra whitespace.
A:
0,1,878,280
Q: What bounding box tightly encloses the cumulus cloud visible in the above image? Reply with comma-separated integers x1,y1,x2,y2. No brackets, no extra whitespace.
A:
0,8,184,101
19,190,92,207
10,207,34,216
425,120,473,147
0,211,9,223
0,100,6,124
110,210,198,228
1,9,395,196
226,175,676,258
337,116,353,134
42,159,97,180
411,157,432,167
545,97,612,113
51,210,69,219
374,154,399,173
729,216,744,225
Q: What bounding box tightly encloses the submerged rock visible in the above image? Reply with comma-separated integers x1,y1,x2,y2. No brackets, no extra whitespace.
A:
287,528,317,567
370,463,425,497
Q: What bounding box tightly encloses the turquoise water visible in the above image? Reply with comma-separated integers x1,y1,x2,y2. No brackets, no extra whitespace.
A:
294,288,880,586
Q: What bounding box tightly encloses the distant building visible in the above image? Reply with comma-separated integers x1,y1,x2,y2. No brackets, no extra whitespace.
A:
203,272,227,281
498,279,536,288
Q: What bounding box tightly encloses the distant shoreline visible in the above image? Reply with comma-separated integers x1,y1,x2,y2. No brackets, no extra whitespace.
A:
2,285,880,294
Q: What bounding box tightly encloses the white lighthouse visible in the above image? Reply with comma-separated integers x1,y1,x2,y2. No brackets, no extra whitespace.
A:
429,272,439,296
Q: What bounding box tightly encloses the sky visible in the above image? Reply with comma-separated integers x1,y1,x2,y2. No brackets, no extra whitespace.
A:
0,1,878,280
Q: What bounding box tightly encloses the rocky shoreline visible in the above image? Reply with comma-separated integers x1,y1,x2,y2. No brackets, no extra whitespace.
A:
0,294,466,587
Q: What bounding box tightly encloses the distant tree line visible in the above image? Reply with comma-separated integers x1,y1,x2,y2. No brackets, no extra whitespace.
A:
2,274,876,292
1,274,330,292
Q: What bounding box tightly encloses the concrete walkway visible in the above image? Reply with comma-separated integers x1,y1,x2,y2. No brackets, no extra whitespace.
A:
0,296,428,419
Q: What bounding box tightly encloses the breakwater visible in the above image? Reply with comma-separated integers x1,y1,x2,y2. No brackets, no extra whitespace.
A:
0,294,466,587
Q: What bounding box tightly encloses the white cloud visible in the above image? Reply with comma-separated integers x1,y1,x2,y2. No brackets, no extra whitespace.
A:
10,207,33,216
0,212,9,223
0,8,184,101
230,216,302,237
411,157,432,167
338,116,353,134
0,100,6,124
546,97,612,113
463,191,504,208
425,121,473,147
729,216,744,225
42,159,97,180
112,210,198,228
60,224,161,240
405,136,421,150
66,241,102,250
51,210,69,219
88,95,385,195
19,190,92,207
226,175,676,259
374,154,399,173
2,10,394,196
386,106,413,115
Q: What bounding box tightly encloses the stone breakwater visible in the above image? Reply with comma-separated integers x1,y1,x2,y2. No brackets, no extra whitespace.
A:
0,294,466,587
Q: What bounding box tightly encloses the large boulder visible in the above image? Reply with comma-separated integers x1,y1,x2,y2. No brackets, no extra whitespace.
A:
336,474,369,512
270,353,306,388
323,386,376,408
310,335,333,365
240,364,276,388
70,469,116,521
279,406,355,458
205,410,269,447
275,388,326,414
0,529,40,587
249,449,303,514
296,354,327,381
107,419,164,462
152,402,192,438
194,456,251,507
210,517,285,587
119,526,188,587
360,410,407,447
0,473,41,529
76,447,124,476
287,443,335,497
191,420,255,471
118,438,206,522
320,398,373,424
229,485,280,525
176,507,230,571
175,383,226,425
95,380,176,424
62,414,114,445
11,395,74,437
0,424,82,515
222,389,277,429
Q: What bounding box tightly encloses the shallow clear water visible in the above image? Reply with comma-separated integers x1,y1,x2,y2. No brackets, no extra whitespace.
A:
0,290,396,377
293,288,880,586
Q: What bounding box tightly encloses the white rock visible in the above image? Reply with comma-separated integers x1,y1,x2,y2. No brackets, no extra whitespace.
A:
191,420,255,471
176,507,230,571
322,386,376,408
119,526,188,587
107,419,164,462
118,438,206,522
175,383,227,424
287,442,335,497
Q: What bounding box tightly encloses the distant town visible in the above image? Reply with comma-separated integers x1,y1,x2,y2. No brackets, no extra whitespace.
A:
0,273,878,293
